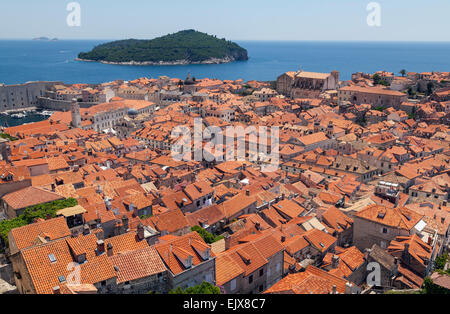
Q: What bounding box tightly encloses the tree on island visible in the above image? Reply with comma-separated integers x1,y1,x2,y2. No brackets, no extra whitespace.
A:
168,282,221,294
400,69,407,77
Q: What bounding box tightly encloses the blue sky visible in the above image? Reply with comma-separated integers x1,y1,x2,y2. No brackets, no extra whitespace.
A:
0,0,449,41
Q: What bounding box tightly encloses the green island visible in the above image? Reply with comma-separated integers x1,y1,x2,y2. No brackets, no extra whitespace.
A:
77,30,249,65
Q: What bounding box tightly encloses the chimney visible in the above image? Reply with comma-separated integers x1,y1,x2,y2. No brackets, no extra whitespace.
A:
281,235,286,243
332,285,337,294
402,243,410,264
122,215,129,231
137,223,145,241
96,240,105,256
107,243,113,257
394,257,399,266
83,224,90,236
246,190,250,197
331,255,340,269
344,282,352,295
52,286,61,295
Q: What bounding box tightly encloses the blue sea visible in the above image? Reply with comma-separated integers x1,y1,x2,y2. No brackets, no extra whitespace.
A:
0,40,449,85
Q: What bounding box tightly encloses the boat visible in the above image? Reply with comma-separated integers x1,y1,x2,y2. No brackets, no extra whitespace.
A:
11,113,26,119
40,110,55,116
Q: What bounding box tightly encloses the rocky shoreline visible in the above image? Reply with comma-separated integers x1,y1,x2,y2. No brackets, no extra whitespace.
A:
75,56,240,66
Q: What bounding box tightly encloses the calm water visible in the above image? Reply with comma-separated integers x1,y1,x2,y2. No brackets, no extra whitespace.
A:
0,113,48,127
0,40,449,85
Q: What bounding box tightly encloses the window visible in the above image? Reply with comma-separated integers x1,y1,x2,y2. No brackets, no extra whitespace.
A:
259,269,264,277
276,262,281,272
248,275,253,284
259,285,264,293
382,228,388,234
380,241,387,249
48,254,57,263
230,279,236,291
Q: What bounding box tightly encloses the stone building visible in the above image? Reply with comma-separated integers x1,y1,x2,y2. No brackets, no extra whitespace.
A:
338,86,407,108
216,234,284,294
0,81,60,113
277,70,340,98
154,232,216,290
71,100,82,129
353,205,425,251
109,246,169,294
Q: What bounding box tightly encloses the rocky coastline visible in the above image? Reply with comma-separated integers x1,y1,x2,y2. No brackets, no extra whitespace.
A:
75,56,241,66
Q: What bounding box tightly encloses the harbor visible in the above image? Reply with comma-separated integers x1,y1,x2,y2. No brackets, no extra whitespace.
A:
0,110,52,127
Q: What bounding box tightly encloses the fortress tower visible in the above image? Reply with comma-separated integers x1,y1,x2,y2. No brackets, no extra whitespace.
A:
71,99,82,129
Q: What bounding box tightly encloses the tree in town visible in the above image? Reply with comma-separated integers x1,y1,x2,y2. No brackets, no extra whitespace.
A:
169,282,221,294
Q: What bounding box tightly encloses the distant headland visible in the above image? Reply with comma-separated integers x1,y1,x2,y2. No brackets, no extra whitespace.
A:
76,30,249,66
33,37,58,41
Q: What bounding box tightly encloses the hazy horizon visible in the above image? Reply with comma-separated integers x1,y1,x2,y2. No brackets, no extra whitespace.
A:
0,0,449,42
2,38,450,44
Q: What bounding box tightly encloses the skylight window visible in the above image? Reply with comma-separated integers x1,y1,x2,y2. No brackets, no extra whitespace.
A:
319,242,325,248
48,254,57,263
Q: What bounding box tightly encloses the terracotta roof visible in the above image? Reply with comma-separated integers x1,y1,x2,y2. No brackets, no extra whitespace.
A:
356,205,424,231
302,229,337,253
9,217,71,254
104,232,149,255
215,253,245,286
3,186,64,210
265,265,350,294
20,238,116,294
143,209,190,234
321,207,354,234
155,232,214,276
109,246,167,284
272,199,305,219
185,205,226,228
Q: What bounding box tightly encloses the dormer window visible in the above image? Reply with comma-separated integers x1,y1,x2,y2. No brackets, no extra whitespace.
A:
48,254,57,263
